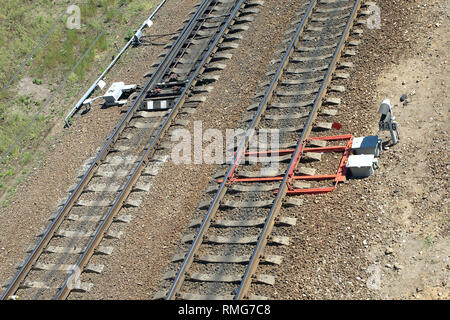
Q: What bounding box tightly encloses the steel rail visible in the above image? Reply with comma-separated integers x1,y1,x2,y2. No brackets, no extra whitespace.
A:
235,0,362,299
164,0,318,300
0,0,217,300
55,0,245,300
64,0,169,127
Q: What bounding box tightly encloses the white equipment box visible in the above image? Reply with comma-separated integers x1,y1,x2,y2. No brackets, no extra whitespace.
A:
351,136,382,157
346,154,378,178
103,82,137,106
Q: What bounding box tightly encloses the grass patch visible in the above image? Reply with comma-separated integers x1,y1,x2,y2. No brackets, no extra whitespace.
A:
32,78,43,85
0,0,161,207
424,235,436,247
1,200,10,208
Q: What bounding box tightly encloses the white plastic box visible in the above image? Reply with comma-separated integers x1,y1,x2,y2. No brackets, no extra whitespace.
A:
103,82,137,106
103,82,125,105
346,154,377,178
351,136,382,157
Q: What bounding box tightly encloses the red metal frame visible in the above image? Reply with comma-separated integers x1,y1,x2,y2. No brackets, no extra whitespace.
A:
218,135,353,195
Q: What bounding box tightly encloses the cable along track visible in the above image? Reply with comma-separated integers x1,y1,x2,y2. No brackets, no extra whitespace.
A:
1,0,262,300
160,0,364,300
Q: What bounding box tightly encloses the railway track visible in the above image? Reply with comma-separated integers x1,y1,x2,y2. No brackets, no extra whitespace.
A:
1,0,263,300
158,0,367,300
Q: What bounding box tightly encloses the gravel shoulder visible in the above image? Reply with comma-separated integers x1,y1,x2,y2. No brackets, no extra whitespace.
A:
269,0,449,300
